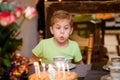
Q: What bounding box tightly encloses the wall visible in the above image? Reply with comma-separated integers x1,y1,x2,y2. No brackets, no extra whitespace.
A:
19,0,39,57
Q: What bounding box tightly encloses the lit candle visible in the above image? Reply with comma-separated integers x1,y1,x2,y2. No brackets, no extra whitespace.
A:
39,59,42,64
33,62,41,78
42,63,46,77
62,63,66,78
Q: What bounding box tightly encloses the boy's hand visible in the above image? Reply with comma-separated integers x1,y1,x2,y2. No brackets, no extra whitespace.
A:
28,54,40,66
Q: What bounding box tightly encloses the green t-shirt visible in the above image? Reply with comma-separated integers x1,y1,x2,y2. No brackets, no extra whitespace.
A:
32,38,82,64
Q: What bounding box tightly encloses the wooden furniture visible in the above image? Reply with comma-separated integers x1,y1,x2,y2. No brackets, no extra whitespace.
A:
45,1,120,38
44,1,114,64
70,34,94,64
43,1,120,65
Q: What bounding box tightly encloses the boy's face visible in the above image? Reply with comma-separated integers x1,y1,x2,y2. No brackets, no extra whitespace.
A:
50,19,73,44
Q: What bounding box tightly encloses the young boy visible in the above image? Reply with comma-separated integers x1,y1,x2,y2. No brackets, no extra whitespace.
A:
30,10,83,64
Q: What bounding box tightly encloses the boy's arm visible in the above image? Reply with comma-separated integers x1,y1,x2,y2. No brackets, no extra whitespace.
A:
29,54,40,65
72,60,84,64
78,60,84,64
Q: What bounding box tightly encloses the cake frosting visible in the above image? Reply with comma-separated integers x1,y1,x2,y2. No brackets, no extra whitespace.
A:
29,71,78,80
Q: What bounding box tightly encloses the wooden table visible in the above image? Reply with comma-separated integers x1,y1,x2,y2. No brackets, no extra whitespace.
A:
84,64,109,80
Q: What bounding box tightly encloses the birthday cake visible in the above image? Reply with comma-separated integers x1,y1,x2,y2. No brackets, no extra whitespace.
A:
29,62,78,80
28,71,78,80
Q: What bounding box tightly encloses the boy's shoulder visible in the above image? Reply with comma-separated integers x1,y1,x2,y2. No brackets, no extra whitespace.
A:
69,39,78,45
40,38,52,43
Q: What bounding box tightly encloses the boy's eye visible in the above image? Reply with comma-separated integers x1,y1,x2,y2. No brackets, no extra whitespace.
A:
64,25,70,29
56,26,60,29
64,27,68,29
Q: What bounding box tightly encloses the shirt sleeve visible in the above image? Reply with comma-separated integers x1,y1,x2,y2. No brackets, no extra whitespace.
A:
73,43,82,62
32,40,44,57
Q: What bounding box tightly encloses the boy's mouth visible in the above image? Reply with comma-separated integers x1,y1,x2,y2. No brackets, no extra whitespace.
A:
60,36,64,40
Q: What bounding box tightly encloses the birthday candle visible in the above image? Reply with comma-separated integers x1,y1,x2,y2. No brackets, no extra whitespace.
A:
56,62,61,78
33,62,41,78
62,63,66,78
66,63,70,75
42,63,46,77
48,64,55,80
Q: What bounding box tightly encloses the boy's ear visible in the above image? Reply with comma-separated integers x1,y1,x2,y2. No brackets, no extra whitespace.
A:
70,27,73,35
50,26,53,34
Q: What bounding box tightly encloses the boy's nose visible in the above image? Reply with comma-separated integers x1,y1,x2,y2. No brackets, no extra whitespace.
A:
60,29,64,34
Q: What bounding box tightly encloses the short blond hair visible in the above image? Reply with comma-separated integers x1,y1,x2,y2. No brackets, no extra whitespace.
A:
51,10,73,26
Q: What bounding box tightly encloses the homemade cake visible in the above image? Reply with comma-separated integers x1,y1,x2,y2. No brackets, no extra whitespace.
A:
29,71,78,80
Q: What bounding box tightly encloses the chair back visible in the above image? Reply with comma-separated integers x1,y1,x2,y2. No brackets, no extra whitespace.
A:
70,34,94,64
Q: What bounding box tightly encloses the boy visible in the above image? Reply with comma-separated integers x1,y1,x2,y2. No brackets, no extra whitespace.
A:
30,10,83,64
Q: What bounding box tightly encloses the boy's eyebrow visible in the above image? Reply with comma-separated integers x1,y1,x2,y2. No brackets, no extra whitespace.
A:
53,13,70,19
53,11,69,16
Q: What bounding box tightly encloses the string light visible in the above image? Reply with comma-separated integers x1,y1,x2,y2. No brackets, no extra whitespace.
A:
44,0,48,2
58,0,62,2
34,0,38,4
